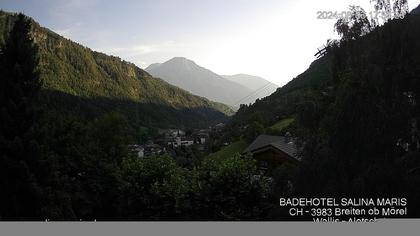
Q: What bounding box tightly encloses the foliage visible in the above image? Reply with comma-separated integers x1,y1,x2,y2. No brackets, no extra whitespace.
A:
118,155,190,219
192,154,271,220
244,121,265,143
334,6,372,41
0,13,42,219
293,12,420,216
371,0,409,22
229,55,333,133
118,153,272,220
228,9,420,218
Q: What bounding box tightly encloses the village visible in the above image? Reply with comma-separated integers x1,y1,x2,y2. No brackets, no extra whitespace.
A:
128,120,302,176
128,123,226,158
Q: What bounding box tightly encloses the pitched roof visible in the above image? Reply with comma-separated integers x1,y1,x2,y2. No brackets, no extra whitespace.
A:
243,135,298,159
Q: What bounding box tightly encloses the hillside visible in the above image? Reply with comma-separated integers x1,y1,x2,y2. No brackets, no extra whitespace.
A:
230,54,333,127
0,12,269,220
232,7,420,129
145,57,254,107
411,4,420,14
222,74,278,100
0,11,233,129
223,10,420,214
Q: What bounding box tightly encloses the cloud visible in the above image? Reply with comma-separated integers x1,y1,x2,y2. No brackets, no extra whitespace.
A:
52,0,98,12
97,40,183,56
91,40,193,69
52,22,82,39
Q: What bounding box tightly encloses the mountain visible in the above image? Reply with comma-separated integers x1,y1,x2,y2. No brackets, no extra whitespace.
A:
222,12,420,211
231,12,420,127
230,53,332,127
222,74,278,100
0,11,233,129
145,57,256,107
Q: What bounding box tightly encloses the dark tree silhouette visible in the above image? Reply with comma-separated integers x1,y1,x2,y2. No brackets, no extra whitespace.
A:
370,0,409,21
0,13,42,219
335,6,372,41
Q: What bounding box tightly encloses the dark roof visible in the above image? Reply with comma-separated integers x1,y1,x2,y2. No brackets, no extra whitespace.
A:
243,135,298,159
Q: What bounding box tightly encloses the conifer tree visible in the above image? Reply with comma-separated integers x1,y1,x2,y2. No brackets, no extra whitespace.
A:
0,13,41,219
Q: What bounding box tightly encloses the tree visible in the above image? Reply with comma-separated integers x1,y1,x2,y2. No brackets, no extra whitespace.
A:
335,6,372,41
192,154,271,220
0,13,42,219
244,121,265,143
296,101,320,129
118,155,190,219
370,0,409,22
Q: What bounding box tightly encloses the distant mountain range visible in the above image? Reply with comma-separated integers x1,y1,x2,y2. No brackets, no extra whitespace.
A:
222,74,278,101
145,57,278,107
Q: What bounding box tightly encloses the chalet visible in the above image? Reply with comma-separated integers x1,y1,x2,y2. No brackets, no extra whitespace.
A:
242,134,299,173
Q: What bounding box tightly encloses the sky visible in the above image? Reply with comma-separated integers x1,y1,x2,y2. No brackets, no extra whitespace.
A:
1,0,420,86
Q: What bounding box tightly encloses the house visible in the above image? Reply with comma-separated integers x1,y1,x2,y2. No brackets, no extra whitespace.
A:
194,132,209,144
128,144,145,158
144,143,166,156
167,137,194,147
129,142,167,158
242,134,299,173
168,129,185,138
212,123,225,131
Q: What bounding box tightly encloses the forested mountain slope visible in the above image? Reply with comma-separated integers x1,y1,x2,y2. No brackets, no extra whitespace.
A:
223,10,420,216
0,11,233,129
231,53,333,127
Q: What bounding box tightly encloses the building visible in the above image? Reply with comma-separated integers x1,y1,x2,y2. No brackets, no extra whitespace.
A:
242,134,299,173
128,144,144,158
144,142,166,156
166,129,185,138
212,123,225,131
194,132,209,144
167,137,195,147
128,142,166,158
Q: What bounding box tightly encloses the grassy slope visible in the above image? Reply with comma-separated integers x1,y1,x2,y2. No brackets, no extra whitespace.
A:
269,118,295,132
207,140,248,160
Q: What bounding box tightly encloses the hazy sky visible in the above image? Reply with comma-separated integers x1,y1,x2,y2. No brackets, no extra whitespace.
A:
1,0,420,86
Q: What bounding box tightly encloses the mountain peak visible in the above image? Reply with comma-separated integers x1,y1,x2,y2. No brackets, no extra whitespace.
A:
145,57,279,107
170,56,188,61
167,57,194,64
145,57,258,106
163,57,198,71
